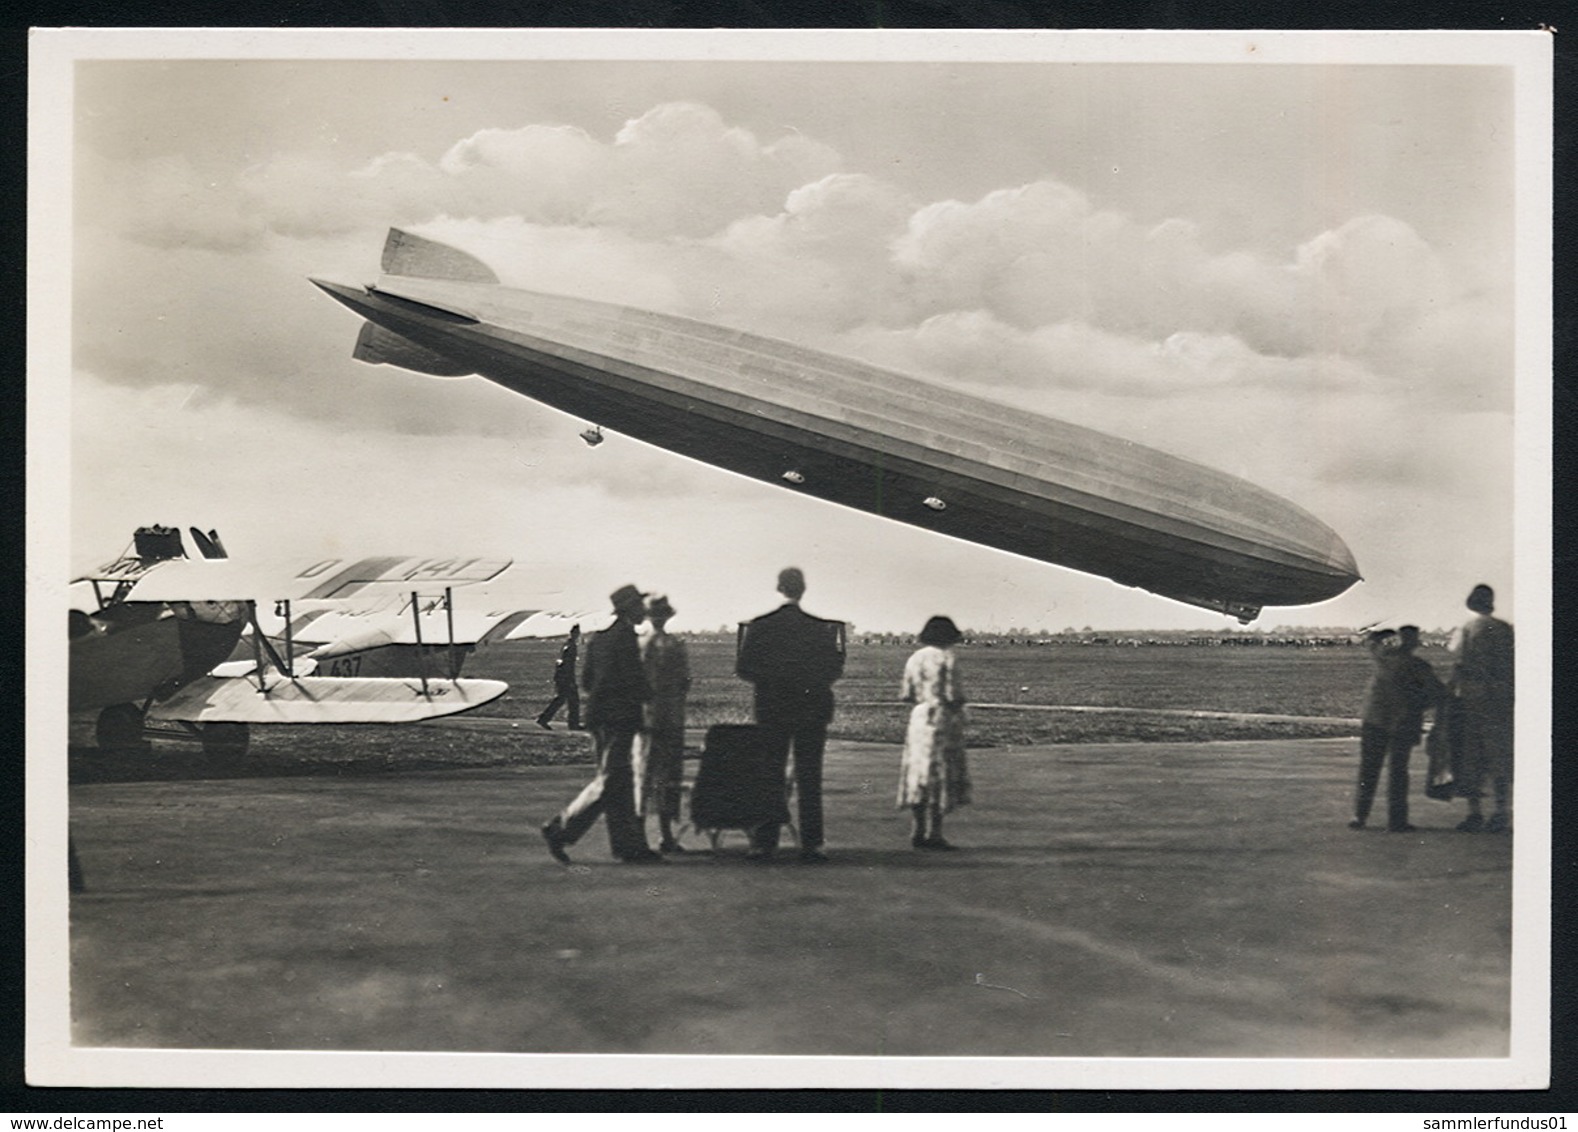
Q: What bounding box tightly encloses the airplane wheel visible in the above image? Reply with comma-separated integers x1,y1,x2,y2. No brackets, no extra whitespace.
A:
94,703,146,751
200,722,250,758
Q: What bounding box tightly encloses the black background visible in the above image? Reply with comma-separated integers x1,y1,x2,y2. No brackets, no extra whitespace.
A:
3,2,1571,1115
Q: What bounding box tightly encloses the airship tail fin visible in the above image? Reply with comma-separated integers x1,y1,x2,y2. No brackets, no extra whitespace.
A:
381,228,499,285
353,321,475,377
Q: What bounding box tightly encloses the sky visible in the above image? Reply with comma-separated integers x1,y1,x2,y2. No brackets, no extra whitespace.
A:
41,33,1545,635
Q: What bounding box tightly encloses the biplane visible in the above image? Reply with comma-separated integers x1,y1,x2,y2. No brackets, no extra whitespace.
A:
69,526,606,755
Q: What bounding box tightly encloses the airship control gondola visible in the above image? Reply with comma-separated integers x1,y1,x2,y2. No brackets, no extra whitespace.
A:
313,229,1360,623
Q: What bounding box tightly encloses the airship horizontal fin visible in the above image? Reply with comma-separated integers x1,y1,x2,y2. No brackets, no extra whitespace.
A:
353,321,475,377
382,228,499,285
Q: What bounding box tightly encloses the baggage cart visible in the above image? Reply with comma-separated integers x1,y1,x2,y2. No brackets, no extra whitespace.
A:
687,723,797,850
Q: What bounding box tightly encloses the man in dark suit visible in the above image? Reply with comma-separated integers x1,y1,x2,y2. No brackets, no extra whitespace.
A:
541,585,662,864
736,567,845,863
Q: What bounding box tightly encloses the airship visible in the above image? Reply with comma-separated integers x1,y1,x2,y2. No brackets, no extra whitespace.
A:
313,229,1360,623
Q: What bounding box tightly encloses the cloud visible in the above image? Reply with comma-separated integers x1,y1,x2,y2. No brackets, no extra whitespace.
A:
881,180,1500,407
83,101,1506,416
591,102,842,238
833,309,1375,405
1210,214,1447,359
700,173,919,332
718,173,916,264
90,102,844,251
894,180,1105,325
437,124,603,200
409,173,921,339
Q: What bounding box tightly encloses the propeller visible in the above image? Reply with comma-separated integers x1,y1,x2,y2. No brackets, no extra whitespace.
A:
189,527,229,560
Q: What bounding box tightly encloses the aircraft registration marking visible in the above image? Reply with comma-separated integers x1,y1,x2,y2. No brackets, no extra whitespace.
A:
322,655,364,678
296,556,508,599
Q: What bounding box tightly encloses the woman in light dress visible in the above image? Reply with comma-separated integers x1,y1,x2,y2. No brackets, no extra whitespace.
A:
634,594,692,853
897,615,971,850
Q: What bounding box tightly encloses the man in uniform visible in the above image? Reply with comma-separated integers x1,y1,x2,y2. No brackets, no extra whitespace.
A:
535,624,582,730
736,567,845,863
540,585,662,864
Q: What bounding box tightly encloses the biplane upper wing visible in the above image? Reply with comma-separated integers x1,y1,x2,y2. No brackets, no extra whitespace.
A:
498,608,614,640
122,555,513,605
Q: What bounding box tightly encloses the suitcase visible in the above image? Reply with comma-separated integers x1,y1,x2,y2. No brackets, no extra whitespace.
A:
688,723,794,848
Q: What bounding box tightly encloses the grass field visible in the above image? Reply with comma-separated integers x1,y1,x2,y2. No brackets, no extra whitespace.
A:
68,639,1457,782
465,637,1450,747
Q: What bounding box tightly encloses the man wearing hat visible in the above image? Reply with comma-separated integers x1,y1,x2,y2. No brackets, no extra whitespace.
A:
1449,584,1515,833
540,584,662,863
736,567,846,863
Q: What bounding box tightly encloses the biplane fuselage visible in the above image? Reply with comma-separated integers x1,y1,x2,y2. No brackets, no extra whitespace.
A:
69,600,245,714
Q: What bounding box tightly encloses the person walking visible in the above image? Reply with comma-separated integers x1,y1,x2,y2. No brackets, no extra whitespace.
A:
1450,584,1515,833
635,594,691,854
540,585,662,864
1350,625,1444,833
897,615,972,850
735,567,845,864
536,625,582,730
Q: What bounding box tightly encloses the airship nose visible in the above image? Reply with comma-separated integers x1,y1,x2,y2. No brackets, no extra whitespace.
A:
1325,530,1362,586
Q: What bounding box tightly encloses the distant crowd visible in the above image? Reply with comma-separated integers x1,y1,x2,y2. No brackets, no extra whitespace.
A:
532,575,1515,865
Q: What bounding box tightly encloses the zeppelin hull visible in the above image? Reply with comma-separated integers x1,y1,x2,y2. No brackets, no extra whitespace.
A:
312,233,1359,619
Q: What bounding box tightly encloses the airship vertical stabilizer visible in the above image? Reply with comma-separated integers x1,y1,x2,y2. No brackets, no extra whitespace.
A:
381,228,499,285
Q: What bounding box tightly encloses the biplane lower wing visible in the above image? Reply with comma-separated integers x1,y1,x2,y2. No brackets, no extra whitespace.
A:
145,674,508,725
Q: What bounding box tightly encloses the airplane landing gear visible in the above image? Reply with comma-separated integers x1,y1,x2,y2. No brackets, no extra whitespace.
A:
94,703,148,752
